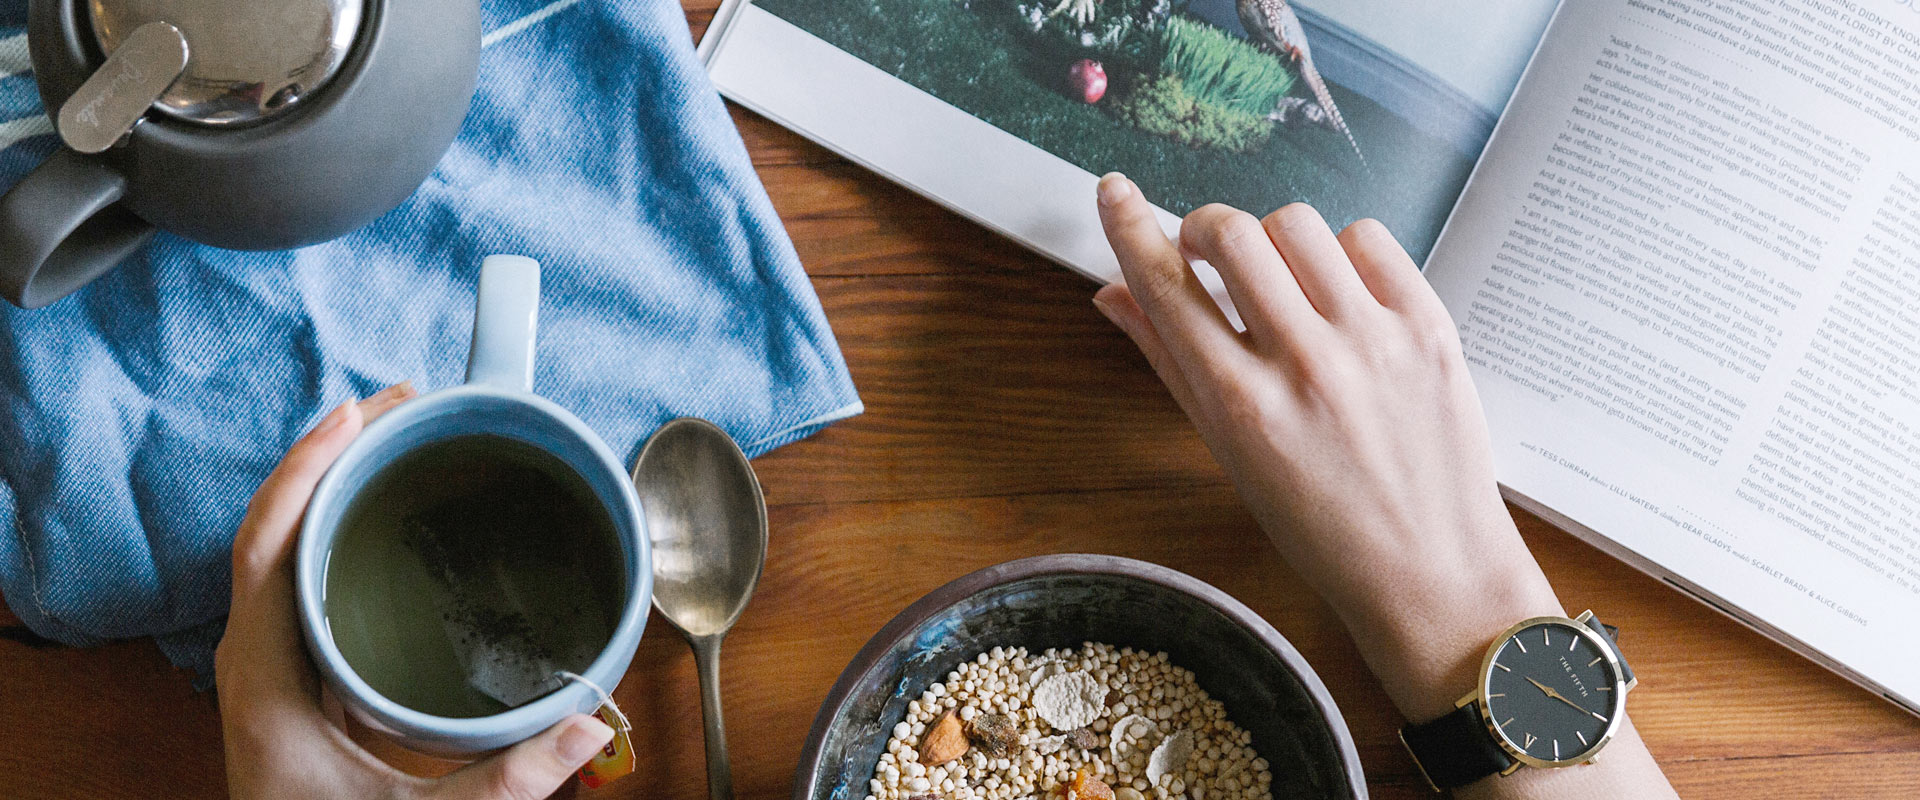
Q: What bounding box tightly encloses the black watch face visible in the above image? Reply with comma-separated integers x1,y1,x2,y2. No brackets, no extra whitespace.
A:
1482,620,1625,765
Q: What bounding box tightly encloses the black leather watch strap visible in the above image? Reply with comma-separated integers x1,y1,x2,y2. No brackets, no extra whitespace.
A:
1399,702,1514,791
1584,616,1635,686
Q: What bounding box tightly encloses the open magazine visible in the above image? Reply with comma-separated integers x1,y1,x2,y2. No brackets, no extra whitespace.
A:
701,0,1563,320
701,0,1920,715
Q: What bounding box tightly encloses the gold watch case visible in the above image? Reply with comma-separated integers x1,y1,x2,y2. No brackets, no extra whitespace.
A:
1461,610,1635,776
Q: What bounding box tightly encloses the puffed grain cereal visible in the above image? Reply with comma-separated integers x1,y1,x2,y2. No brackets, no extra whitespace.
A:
862,643,1275,800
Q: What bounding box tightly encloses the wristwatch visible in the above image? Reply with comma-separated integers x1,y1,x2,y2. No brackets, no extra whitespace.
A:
1398,610,1636,792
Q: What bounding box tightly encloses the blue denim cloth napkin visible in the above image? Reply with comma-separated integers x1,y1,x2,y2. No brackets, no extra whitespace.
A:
0,0,860,678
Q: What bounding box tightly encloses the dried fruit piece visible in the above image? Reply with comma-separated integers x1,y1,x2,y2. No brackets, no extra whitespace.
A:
1032,670,1106,731
1066,768,1116,800
917,709,969,766
1146,729,1195,786
1066,727,1100,750
907,795,940,800
966,712,1020,757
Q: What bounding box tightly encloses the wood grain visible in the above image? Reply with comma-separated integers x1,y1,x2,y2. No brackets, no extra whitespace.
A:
2,2,1918,797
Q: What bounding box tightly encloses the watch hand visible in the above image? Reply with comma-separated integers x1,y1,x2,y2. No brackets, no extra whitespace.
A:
1526,676,1593,715
1549,691,1590,714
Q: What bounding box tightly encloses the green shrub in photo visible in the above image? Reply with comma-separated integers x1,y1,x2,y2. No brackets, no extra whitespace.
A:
1159,16,1296,116
1113,74,1272,152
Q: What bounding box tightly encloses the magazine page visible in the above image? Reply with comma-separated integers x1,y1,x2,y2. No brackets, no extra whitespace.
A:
1425,0,1920,709
705,0,1559,273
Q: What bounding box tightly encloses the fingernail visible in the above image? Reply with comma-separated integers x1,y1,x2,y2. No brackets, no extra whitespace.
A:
1091,295,1119,325
370,381,415,403
1097,172,1132,207
311,400,354,435
557,715,614,765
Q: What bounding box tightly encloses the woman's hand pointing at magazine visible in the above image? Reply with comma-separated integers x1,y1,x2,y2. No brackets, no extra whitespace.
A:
1088,173,1677,799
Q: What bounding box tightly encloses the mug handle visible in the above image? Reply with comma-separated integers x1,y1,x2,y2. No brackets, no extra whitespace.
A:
465,254,542,392
0,148,158,309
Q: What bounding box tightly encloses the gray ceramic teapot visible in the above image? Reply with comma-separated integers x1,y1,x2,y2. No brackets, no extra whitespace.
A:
0,0,480,309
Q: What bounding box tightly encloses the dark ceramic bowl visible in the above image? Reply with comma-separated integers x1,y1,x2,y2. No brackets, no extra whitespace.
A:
795,555,1368,800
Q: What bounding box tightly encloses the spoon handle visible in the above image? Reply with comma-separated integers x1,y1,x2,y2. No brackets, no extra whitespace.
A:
694,634,735,800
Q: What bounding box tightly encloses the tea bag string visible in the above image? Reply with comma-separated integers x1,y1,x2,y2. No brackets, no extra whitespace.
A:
557,670,632,732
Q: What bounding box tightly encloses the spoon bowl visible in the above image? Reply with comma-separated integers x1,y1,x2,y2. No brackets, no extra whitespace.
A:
635,418,767,637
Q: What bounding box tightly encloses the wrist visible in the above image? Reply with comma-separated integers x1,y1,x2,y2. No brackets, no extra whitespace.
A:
1330,534,1563,723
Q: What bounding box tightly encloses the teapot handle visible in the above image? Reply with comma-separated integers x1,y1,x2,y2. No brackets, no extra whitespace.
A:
0,148,157,309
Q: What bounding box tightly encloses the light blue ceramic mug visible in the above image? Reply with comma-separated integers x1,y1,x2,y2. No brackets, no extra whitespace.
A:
296,255,652,756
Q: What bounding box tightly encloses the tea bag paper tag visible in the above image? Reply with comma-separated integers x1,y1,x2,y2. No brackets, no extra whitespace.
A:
577,703,636,788
558,671,635,788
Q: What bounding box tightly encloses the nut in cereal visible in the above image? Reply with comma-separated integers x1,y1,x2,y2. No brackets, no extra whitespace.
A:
918,708,969,765
966,712,1021,757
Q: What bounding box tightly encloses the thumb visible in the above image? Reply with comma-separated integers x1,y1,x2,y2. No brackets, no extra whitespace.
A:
428,714,613,800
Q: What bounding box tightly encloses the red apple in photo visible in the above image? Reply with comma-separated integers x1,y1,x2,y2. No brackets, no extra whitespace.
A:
1069,59,1107,104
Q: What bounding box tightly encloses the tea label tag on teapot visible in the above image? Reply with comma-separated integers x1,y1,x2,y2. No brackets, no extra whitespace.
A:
578,703,636,788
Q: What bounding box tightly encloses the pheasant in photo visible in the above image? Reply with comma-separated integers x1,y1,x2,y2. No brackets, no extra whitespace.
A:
1236,0,1366,164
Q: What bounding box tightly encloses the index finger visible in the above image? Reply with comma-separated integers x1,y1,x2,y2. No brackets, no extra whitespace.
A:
217,397,369,733
1096,173,1244,364
230,382,416,599
218,384,416,717
230,400,365,601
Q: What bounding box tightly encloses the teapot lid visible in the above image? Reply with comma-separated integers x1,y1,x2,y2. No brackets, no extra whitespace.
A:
87,0,364,126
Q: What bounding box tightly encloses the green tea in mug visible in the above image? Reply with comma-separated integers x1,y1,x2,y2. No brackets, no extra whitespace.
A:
323,434,627,718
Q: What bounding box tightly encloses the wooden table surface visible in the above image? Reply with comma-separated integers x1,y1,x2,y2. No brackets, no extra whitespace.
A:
4,4,1919,797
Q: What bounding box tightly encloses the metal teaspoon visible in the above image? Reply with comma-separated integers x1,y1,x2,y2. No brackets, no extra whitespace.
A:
632,418,768,800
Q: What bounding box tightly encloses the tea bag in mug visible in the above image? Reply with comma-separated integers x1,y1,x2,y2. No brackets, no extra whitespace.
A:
402,493,612,708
